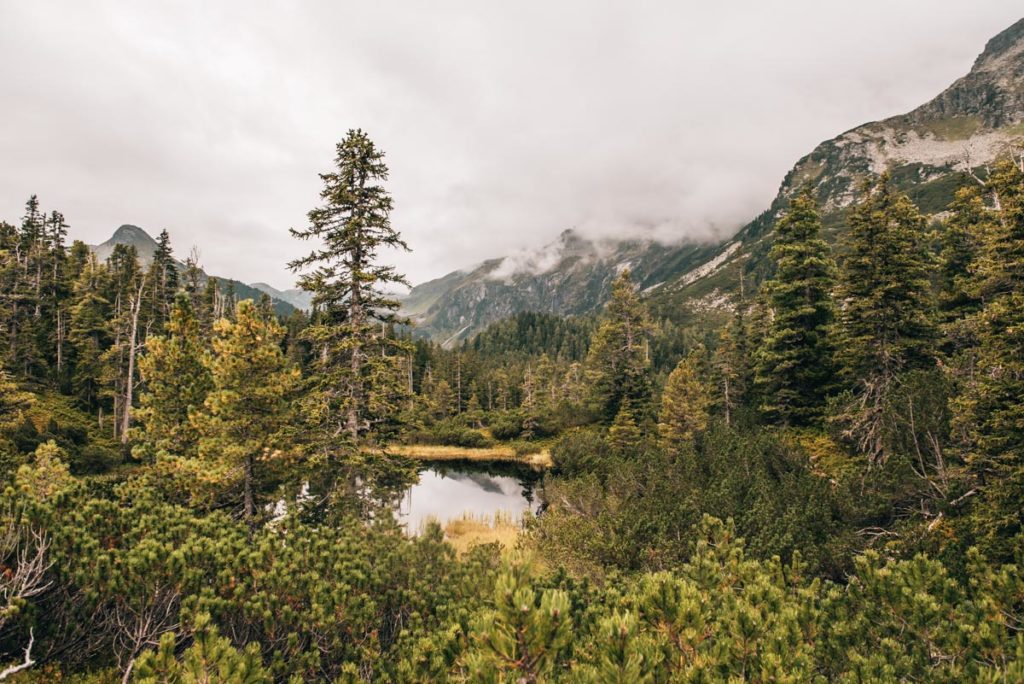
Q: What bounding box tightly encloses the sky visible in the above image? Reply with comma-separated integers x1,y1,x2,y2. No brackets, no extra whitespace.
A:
1,2,1021,290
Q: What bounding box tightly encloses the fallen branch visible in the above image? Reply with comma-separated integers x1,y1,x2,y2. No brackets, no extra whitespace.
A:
0,628,35,681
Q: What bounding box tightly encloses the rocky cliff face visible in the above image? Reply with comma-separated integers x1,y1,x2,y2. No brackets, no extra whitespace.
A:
668,16,1024,307
780,18,1024,217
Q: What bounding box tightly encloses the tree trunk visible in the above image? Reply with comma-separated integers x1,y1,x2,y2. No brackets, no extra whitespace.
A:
55,307,63,373
244,454,255,525
120,281,145,443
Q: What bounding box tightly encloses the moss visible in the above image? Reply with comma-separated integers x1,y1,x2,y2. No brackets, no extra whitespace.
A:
921,115,983,141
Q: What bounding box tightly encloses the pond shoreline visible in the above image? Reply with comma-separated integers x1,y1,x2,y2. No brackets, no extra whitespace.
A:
388,443,552,469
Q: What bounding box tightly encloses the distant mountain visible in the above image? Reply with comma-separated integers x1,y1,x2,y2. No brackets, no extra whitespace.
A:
91,224,164,265
403,229,719,346
249,282,312,312
406,17,1024,344
89,225,297,317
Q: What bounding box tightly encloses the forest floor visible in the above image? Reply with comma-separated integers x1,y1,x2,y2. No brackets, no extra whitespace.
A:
387,443,552,468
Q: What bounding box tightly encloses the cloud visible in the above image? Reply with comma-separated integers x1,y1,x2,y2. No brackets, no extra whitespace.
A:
0,1,1020,288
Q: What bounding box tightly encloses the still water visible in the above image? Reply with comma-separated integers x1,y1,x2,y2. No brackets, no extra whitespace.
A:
396,460,542,532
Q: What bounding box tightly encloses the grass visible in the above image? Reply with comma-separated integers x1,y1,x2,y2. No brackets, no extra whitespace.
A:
428,511,524,556
921,116,983,141
388,443,552,468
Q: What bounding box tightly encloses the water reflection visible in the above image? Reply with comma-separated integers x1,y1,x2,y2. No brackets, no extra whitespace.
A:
397,460,542,533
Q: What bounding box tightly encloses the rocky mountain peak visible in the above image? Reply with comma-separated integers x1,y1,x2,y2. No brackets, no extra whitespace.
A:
109,224,156,244
973,17,1024,71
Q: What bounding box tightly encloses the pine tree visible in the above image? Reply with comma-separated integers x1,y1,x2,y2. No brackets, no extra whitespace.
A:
428,379,454,421
193,300,300,524
834,173,937,460
713,297,752,426
133,613,271,683
754,187,836,426
101,245,148,441
952,158,1024,557
135,295,212,460
465,565,572,682
586,270,653,422
68,254,111,410
0,368,33,433
608,401,643,454
658,351,711,447
146,229,179,333
938,186,987,326
6,196,47,377
44,211,70,383
288,130,411,447
465,392,483,428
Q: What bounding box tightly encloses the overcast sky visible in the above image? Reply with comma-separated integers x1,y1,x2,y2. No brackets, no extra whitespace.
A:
1,2,1021,289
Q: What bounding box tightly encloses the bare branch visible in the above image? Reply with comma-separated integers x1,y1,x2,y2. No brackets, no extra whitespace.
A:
0,628,35,680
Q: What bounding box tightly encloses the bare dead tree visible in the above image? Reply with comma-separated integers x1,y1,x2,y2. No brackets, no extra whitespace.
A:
0,509,52,681
102,583,181,678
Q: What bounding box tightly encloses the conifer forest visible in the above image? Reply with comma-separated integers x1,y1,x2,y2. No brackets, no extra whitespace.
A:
3,7,1024,683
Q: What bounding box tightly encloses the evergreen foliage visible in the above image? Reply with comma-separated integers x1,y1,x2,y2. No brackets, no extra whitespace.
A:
289,129,411,447
834,173,938,461
658,350,711,447
585,270,653,422
754,187,836,425
953,159,1024,559
134,295,212,460
192,300,300,523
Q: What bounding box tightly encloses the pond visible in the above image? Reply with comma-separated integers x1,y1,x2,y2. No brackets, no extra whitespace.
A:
396,460,543,533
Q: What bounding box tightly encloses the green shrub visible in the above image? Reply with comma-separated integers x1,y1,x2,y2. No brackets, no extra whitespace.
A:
489,411,526,440
550,428,611,477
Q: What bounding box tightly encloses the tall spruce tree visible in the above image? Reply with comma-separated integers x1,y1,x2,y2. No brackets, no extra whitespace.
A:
585,270,653,422
834,173,937,460
754,187,836,426
288,129,411,447
713,294,752,426
68,254,111,410
193,300,299,524
952,158,1024,557
44,211,70,384
146,229,179,333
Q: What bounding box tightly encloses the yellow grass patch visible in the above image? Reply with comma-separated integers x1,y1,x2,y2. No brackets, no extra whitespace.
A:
434,511,523,556
388,444,552,468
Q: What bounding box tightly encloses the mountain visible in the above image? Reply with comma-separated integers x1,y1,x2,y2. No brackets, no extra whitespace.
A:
645,16,1024,311
403,230,720,346
89,225,298,317
92,224,162,265
406,17,1024,344
248,282,313,312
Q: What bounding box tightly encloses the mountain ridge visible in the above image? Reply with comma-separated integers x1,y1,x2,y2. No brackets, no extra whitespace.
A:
404,16,1024,344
